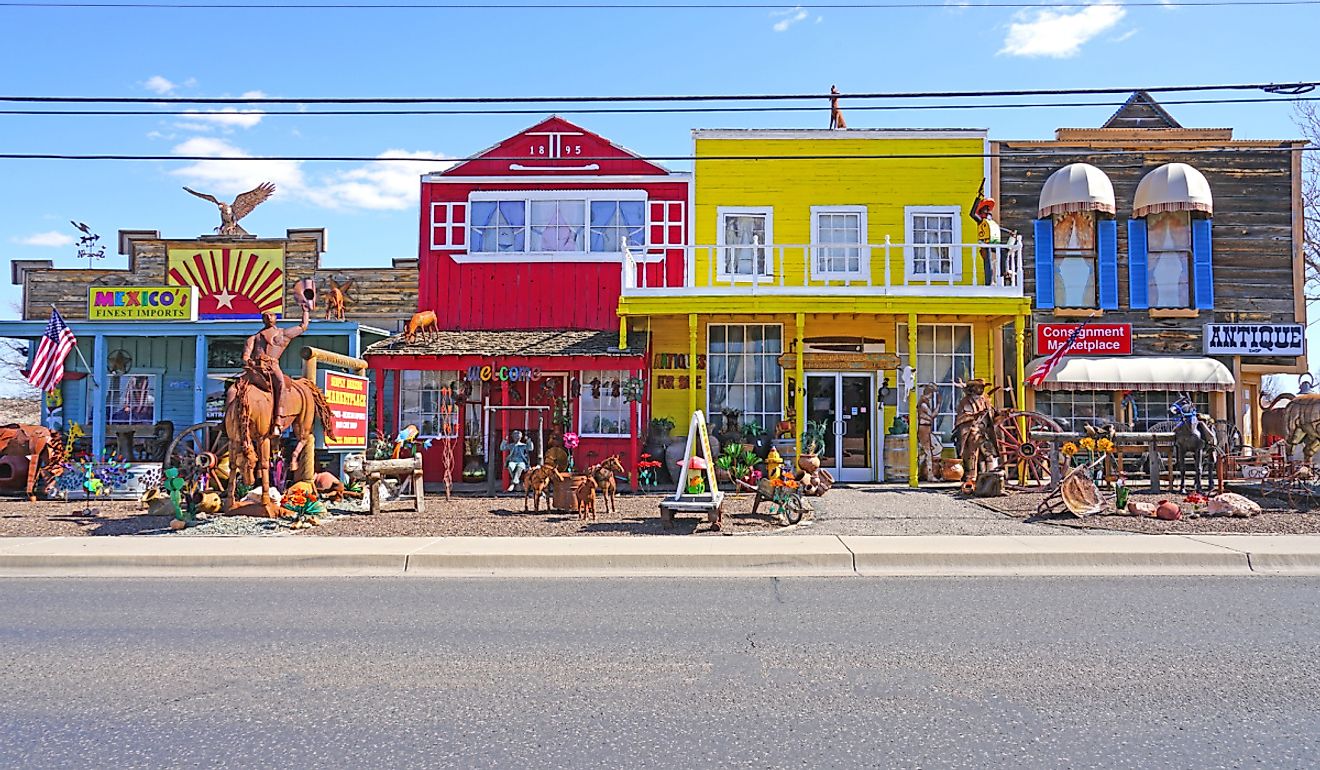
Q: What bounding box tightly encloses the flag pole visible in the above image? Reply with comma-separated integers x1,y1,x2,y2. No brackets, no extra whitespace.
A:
50,304,99,390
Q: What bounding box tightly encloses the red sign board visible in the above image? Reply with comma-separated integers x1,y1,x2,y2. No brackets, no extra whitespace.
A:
320,371,369,450
1036,323,1132,356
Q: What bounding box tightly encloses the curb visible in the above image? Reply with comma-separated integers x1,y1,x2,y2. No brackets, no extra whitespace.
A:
1,535,1318,577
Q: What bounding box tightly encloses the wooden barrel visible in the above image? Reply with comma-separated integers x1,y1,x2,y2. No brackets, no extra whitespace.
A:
551,474,588,511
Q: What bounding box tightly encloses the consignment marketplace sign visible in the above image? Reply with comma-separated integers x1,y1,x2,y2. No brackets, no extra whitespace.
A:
1036,323,1132,356
320,371,368,450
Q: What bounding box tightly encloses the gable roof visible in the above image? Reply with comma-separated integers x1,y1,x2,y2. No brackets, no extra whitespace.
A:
435,116,673,178
1102,91,1182,130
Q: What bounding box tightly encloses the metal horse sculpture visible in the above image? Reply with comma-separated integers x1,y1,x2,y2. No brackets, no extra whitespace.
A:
1169,396,1218,493
223,375,336,514
0,424,61,500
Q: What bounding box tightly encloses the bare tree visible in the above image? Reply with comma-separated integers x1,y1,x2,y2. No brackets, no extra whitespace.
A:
1295,102,1320,302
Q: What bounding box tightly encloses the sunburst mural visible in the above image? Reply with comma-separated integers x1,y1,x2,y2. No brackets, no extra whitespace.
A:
166,247,285,319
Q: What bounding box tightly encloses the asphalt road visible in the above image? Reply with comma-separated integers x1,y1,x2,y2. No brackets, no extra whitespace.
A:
3,578,1318,769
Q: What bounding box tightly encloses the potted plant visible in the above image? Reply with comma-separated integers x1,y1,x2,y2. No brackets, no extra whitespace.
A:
646,416,676,460
798,420,827,473
718,407,743,446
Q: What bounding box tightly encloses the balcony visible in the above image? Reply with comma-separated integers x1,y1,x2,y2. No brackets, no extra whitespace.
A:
621,236,1024,299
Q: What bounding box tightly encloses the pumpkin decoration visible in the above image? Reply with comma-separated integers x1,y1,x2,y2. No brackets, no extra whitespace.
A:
1155,500,1182,521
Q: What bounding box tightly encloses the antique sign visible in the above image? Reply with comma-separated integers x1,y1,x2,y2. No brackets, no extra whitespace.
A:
320,371,369,450
87,286,196,321
1036,323,1132,356
166,246,285,319
776,352,901,372
1204,324,1305,356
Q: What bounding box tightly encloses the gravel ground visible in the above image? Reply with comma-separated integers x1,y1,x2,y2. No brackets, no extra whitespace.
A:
974,485,1320,535
795,484,1084,536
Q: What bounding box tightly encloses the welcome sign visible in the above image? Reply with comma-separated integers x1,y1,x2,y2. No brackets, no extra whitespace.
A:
87,286,196,321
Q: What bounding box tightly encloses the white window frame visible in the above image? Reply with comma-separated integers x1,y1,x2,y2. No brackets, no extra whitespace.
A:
810,205,869,280
896,323,974,444
904,205,963,280
458,189,648,264
705,323,784,433
1145,210,1194,310
716,206,775,282
399,370,462,440
105,371,162,427
577,369,632,438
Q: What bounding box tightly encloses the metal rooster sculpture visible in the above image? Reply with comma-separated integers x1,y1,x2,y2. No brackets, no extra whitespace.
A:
182,182,276,237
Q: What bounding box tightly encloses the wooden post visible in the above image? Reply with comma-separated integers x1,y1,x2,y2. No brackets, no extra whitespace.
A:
907,313,918,488
500,380,510,490
795,312,806,460
1013,314,1026,420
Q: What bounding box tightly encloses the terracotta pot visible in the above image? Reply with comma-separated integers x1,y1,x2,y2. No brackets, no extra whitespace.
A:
1155,500,1182,521
940,459,964,482
551,474,588,512
797,453,821,473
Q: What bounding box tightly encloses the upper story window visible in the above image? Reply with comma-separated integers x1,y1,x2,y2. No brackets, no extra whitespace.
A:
905,206,960,279
1130,162,1215,311
1053,210,1098,308
717,207,773,279
1034,163,1118,311
811,206,867,278
468,192,646,256
1145,211,1192,308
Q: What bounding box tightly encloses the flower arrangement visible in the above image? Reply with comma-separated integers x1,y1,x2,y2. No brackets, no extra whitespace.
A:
562,432,580,472
637,453,663,489
281,481,327,528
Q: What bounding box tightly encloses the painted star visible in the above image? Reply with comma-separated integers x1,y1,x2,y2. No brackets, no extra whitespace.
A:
213,289,237,309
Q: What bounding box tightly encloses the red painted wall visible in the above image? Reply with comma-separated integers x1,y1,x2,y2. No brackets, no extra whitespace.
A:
417,117,688,330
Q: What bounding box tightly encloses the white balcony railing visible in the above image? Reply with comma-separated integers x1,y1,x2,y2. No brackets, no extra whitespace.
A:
621,235,1024,298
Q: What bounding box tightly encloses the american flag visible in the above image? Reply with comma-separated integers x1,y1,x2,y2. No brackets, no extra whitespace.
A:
1026,322,1087,388
26,308,76,393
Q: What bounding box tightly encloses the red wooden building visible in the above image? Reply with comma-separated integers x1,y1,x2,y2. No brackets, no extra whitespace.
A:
365,117,690,488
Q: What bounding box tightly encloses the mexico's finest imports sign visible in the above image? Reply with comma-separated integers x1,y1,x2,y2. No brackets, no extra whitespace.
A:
1036,323,1132,356
1204,323,1305,356
87,286,196,321
320,371,368,450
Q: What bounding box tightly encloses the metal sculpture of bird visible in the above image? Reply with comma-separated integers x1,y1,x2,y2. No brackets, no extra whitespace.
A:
182,182,276,237
70,221,92,236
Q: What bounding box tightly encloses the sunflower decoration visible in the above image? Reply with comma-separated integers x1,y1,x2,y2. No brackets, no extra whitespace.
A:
1078,437,1096,452
1061,441,1079,457
1096,437,1116,454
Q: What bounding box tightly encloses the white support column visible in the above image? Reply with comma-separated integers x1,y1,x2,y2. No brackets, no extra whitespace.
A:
193,335,208,426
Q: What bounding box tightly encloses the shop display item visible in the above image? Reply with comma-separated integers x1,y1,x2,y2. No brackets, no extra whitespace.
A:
182,182,276,237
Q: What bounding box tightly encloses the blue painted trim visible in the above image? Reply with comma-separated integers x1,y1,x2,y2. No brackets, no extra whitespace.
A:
0,319,372,338
1033,219,1055,310
1097,218,1119,310
194,335,208,426
91,335,107,456
1192,218,1214,309
1127,218,1149,310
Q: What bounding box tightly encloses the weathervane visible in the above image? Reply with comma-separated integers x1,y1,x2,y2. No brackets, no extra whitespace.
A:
182,182,276,237
70,221,105,270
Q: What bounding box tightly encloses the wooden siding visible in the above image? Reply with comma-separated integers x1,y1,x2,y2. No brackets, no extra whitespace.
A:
997,142,1302,368
692,136,987,286
22,234,416,329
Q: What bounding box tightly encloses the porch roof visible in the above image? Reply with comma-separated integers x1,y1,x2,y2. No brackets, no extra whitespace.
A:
364,329,648,359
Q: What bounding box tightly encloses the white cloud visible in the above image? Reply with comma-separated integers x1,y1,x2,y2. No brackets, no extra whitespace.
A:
13,231,75,248
999,2,1126,58
771,5,808,32
176,91,266,131
169,139,451,213
144,75,177,95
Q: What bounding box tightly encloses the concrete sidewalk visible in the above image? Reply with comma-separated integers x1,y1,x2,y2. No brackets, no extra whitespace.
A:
2,534,1320,577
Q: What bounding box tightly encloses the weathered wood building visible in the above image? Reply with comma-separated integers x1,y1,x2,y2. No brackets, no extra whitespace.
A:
993,92,1307,443
3,228,417,457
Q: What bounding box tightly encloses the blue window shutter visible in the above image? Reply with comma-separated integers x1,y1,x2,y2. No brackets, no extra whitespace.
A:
1127,218,1149,310
1033,218,1055,310
1097,218,1119,310
1192,217,1214,309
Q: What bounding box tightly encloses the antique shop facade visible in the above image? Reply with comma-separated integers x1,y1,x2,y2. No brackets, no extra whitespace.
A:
997,92,1308,444
2,228,414,459
618,128,1033,486
364,117,690,488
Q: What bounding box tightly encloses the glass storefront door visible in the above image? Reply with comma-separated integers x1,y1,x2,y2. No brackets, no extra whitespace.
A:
805,372,876,482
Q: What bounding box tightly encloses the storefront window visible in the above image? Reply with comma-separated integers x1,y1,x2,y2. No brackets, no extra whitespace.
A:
897,324,974,443
1033,390,1114,432
707,324,783,434
1147,211,1192,309
1053,210,1097,308
1128,391,1209,432
400,370,462,438
578,369,630,437
106,373,158,425
470,195,645,255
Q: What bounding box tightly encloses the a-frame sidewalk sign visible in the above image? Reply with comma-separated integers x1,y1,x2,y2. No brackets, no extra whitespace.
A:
658,410,729,532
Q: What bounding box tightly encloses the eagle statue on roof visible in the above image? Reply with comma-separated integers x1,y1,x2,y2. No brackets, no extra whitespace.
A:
182,182,276,237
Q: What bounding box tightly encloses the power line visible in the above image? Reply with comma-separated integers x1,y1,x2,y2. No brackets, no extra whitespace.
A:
1,147,1313,163
1,81,1316,105
2,95,1318,117
3,0,1318,7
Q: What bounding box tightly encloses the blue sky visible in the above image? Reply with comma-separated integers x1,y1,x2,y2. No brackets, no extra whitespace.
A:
0,0,1315,321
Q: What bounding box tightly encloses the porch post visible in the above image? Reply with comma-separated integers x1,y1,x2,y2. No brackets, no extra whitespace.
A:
794,313,805,459
618,316,628,352
629,367,640,491
907,314,918,488
687,313,698,420
193,334,207,425
1014,314,1026,414
91,334,107,457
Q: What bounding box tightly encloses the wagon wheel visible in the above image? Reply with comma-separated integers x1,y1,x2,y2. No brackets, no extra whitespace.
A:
165,421,232,494
992,410,1062,487
780,494,805,526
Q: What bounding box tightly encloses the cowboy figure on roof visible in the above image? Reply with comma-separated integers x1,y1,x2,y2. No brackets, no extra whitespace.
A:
970,180,1002,286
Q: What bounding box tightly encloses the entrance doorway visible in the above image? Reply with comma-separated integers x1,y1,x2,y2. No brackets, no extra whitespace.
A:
805,372,876,482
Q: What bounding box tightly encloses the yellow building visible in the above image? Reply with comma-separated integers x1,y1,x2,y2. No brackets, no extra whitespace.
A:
618,129,1032,485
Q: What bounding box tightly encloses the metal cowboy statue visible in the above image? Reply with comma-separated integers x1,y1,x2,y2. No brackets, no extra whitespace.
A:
242,301,310,437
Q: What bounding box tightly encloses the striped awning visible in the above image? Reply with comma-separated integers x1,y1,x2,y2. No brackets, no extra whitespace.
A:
1133,162,1214,218
1038,163,1117,218
1026,355,1234,392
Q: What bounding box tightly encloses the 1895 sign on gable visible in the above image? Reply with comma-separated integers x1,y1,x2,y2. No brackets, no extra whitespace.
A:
1204,323,1305,356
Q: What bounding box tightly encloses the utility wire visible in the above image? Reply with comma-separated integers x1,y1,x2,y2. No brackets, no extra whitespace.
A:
2,81,1316,105
2,95,1318,117
4,0,1319,7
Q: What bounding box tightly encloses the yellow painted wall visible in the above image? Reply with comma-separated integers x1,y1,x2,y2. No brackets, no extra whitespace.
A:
692,134,988,287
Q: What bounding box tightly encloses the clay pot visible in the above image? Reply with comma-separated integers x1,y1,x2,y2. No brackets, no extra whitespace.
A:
940,460,964,482
797,453,821,473
1155,500,1182,521
552,474,588,512
169,518,187,530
